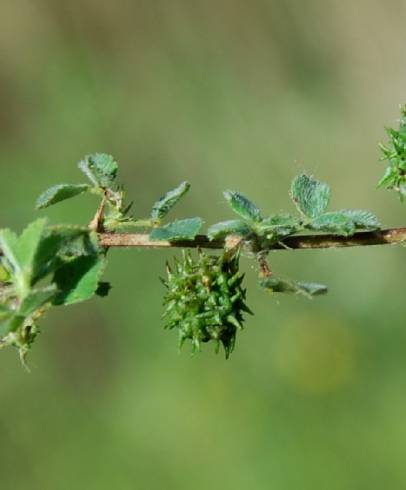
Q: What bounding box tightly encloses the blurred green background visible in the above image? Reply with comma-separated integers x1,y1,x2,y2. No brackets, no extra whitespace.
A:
2,1,406,488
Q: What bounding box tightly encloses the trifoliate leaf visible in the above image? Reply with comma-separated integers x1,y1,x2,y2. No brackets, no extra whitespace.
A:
149,218,203,241
260,276,328,298
207,220,251,240
223,190,262,222
291,174,331,218
78,153,118,188
151,181,190,221
52,255,107,306
258,214,301,238
36,184,90,209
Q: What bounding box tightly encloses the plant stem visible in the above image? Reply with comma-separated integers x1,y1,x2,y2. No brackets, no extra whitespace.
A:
256,251,273,277
98,227,406,250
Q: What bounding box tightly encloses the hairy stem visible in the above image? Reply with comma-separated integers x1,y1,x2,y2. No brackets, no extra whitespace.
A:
98,227,406,250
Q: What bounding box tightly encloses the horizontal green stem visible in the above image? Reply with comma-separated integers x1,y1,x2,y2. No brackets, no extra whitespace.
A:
98,227,406,250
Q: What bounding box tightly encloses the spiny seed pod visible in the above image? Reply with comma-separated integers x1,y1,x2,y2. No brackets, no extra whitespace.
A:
161,250,252,358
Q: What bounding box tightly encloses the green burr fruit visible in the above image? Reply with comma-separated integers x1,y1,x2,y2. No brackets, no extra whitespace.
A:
162,250,252,358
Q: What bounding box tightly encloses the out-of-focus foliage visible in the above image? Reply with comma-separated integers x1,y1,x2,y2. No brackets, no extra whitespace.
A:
379,106,406,198
1,1,406,489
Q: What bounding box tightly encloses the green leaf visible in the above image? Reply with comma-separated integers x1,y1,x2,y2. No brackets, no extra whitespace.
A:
32,227,99,284
17,219,47,274
223,191,262,222
309,212,356,236
399,184,406,198
310,210,380,236
53,255,107,306
0,219,47,290
0,263,10,283
19,286,57,317
55,229,100,258
0,304,14,327
36,184,90,209
258,214,301,238
0,304,13,321
378,165,397,188
149,218,203,241
151,181,191,221
260,276,328,298
207,220,251,240
78,153,118,188
0,285,56,337
291,174,331,218
297,282,328,296
0,313,22,337
0,229,20,276
340,210,380,230
32,228,82,282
